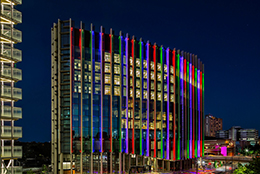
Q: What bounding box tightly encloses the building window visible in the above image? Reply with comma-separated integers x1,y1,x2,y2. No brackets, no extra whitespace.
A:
157,93,161,101
157,73,161,81
105,52,110,62
114,75,120,85
150,61,154,70
170,65,174,74
164,64,167,72
136,59,140,67
114,64,120,74
143,70,147,79
130,68,133,76
130,57,133,66
151,71,154,80
136,69,140,77
143,81,147,89
105,85,110,95
151,91,154,100
143,60,147,68
114,54,120,63
130,88,133,97
157,64,161,71
164,93,167,101
143,90,147,99
105,75,110,84
136,90,140,98
105,63,110,73
170,75,174,83
157,83,161,91
136,79,140,88
114,86,120,96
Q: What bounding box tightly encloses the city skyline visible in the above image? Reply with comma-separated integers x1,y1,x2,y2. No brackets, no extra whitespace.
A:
16,0,260,142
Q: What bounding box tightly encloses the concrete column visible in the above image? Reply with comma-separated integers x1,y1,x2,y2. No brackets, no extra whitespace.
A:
119,152,122,174
60,153,63,174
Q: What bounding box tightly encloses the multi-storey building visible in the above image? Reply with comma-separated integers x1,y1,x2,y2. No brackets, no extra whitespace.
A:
216,130,229,139
0,0,23,173
51,19,205,173
239,129,258,146
204,114,222,137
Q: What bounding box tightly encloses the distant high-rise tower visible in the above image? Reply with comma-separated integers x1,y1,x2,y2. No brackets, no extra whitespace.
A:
0,0,23,173
205,114,222,137
51,19,205,173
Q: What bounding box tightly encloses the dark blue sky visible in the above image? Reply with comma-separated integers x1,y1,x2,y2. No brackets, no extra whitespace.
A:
16,0,260,142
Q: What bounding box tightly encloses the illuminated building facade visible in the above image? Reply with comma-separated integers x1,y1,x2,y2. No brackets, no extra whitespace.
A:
205,114,222,137
51,19,204,173
0,0,23,173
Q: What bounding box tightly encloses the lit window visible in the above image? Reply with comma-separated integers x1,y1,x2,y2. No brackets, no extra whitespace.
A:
136,90,140,98
95,74,100,83
164,64,167,72
105,53,110,62
114,86,120,96
143,70,147,79
151,72,154,80
130,57,133,65
170,75,174,83
170,66,174,74
136,69,140,77
150,61,154,70
157,64,161,71
164,93,167,101
130,69,133,76
157,93,161,101
114,75,120,85
114,54,120,63
170,85,174,93
136,59,140,67
164,74,167,80
151,91,154,100
105,85,110,95
143,90,147,99
151,82,154,90
136,80,140,88
157,73,161,81
123,55,126,64
170,94,174,102
123,87,126,96
130,78,133,86
157,83,161,91
130,88,133,97
105,75,110,84
105,63,110,73
95,63,100,72
123,66,126,75
114,65,120,74
164,84,167,91
123,76,126,86
143,81,147,89
143,60,147,68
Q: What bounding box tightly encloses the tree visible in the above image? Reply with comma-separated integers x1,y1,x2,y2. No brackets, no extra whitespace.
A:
233,151,260,174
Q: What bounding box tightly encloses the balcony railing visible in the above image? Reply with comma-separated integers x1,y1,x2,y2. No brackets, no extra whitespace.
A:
0,6,22,23
0,45,22,62
0,24,22,42
1,146,22,158
1,67,22,81
1,86,22,100
12,0,22,5
1,126,22,138
1,106,22,119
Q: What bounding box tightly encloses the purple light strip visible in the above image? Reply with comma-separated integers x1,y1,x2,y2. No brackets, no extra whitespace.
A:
125,36,129,154
166,48,170,159
146,42,149,156
180,55,184,158
198,69,200,157
189,61,192,158
99,31,103,153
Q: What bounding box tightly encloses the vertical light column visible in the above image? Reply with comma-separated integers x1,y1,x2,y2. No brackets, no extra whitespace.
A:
166,48,170,160
172,49,176,161
197,60,200,157
146,42,150,157
194,56,197,158
192,55,195,158
184,54,187,159
202,66,205,156
139,39,143,155
160,46,164,159
119,32,123,153
176,50,180,160
200,62,203,157
125,34,129,154
186,53,189,159
153,44,157,158
189,54,192,158
131,37,135,154
180,51,184,159
99,28,103,153
109,29,114,153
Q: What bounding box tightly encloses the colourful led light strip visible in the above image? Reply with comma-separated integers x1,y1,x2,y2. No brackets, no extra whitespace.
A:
186,57,189,159
166,48,170,160
160,47,164,159
146,42,150,157
180,54,184,159
184,57,187,159
189,56,192,158
153,44,156,158
192,62,195,158
99,31,103,153
198,68,200,157
172,49,176,160
119,35,123,153
194,66,197,157
202,72,204,156
140,40,143,156
91,30,95,153
125,36,129,154
177,53,180,160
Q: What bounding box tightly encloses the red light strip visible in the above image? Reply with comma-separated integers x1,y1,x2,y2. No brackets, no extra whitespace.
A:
172,49,176,160
192,63,195,158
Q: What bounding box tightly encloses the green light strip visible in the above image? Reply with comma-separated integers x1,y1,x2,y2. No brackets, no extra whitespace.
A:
139,41,143,155
187,60,189,158
194,67,197,157
177,53,180,160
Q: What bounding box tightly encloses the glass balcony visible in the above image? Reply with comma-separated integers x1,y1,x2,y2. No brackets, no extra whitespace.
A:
0,24,22,42
12,0,22,5
1,86,22,100
0,5,22,23
1,106,22,119
1,146,22,158
1,67,22,81
1,126,22,138
0,45,22,62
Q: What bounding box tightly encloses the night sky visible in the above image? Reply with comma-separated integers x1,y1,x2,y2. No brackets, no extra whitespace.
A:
16,0,260,142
